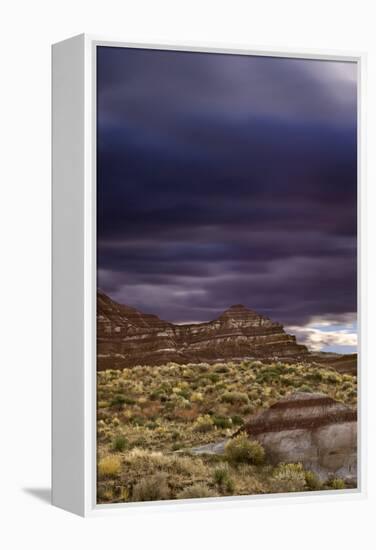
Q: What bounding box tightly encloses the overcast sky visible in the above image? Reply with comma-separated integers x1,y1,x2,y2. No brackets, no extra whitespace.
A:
97,47,357,353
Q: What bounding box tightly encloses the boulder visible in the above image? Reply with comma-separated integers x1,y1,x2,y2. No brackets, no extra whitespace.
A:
242,392,357,482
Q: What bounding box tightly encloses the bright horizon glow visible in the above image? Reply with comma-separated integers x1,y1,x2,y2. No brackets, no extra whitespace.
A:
287,318,357,354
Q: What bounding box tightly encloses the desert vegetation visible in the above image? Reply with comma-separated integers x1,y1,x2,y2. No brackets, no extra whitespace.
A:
97,359,357,503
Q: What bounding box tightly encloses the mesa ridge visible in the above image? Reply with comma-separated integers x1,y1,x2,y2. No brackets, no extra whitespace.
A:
97,290,308,369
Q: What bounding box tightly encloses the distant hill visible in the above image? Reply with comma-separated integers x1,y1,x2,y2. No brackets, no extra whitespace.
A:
309,352,357,376
97,290,308,369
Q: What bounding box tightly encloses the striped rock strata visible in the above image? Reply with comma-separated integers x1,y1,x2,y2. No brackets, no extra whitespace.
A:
97,290,308,369
242,392,357,482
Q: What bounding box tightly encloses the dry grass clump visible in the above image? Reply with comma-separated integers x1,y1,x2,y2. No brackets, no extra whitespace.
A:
177,483,217,500
221,391,249,405
98,455,122,479
122,447,209,479
271,463,307,493
131,473,170,502
225,434,265,465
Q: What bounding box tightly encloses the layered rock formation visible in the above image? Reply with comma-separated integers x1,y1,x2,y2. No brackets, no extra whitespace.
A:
97,290,308,369
241,392,357,482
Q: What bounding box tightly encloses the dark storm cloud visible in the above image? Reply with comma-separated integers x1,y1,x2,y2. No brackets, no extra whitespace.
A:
97,47,357,327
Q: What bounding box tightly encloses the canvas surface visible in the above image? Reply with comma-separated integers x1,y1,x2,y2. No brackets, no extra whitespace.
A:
96,46,358,504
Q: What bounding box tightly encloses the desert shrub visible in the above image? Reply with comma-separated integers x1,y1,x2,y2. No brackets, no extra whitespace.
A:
98,482,129,502
179,389,191,399
191,392,204,402
111,435,128,452
213,364,230,373
248,388,260,400
177,483,217,500
193,414,214,433
221,391,249,405
131,473,170,502
231,415,244,426
131,415,146,426
212,464,234,493
224,434,265,465
325,372,341,384
97,484,114,502
213,465,231,485
297,385,313,393
112,486,129,501
146,421,158,430
271,463,306,492
305,371,324,382
329,478,346,490
224,477,235,494
213,466,236,494
197,363,210,372
345,389,357,400
171,430,181,441
256,368,282,384
98,400,110,409
98,455,122,479
150,389,163,400
110,394,127,407
110,394,135,407
212,416,232,429
304,470,321,490
131,436,148,448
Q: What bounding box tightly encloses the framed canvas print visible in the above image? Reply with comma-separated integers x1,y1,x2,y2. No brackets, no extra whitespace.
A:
52,35,365,516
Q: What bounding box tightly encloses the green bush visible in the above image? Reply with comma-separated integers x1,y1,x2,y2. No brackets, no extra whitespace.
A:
110,394,135,407
131,473,170,502
110,394,127,407
212,416,232,429
111,435,128,452
146,421,158,430
224,434,265,465
213,465,231,486
231,415,244,426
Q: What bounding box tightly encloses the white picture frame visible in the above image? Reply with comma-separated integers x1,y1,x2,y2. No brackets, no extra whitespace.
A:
52,34,366,517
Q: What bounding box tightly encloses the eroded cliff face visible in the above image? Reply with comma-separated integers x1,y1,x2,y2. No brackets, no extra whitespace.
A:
97,290,308,369
242,392,357,482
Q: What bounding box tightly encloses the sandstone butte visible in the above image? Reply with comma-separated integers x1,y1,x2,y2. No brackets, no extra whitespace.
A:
97,289,308,370
240,392,357,482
